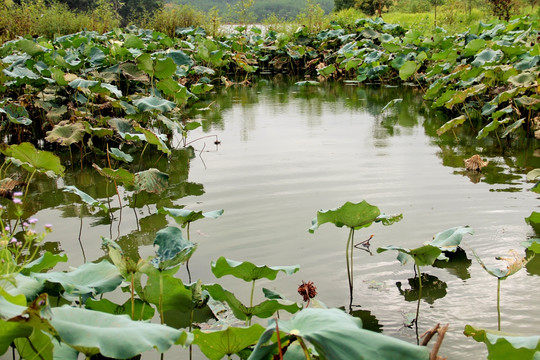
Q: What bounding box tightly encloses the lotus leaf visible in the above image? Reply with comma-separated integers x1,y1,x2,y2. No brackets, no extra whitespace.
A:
464,325,540,360
14,327,53,360
309,200,381,233
16,39,46,57
0,321,32,356
133,96,176,113
317,64,336,77
471,48,504,67
45,122,85,146
124,35,144,49
399,61,418,80
151,226,196,270
32,260,122,301
63,185,108,213
249,308,430,360
502,119,525,138
211,257,299,282
381,98,402,113
477,120,500,140
1,103,32,125
139,271,194,313
4,142,64,177
49,306,187,358
193,324,265,360
133,126,170,154
108,148,133,163
526,212,540,234
158,207,224,227
0,274,44,299
377,245,442,267
154,57,177,79
191,83,214,95
295,81,320,86
204,283,301,320
471,249,529,280
514,96,540,108
426,226,474,253
436,115,467,136
133,168,169,194
508,73,537,87
92,164,135,186
21,252,68,276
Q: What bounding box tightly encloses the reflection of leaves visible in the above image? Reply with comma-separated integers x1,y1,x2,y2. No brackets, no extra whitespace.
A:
396,273,447,304
432,248,472,280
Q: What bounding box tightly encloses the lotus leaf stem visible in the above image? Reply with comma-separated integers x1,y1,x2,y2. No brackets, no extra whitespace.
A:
130,272,135,319
296,337,311,360
415,263,423,345
186,222,192,283
159,272,164,324
345,228,355,306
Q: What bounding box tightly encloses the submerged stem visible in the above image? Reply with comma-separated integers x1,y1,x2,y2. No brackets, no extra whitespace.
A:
497,277,501,331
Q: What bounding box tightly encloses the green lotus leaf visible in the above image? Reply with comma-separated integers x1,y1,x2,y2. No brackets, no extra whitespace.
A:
108,148,133,163
120,62,149,82
514,55,539,70
166,50,193,67
317,64,336,77
375,213,403,226
508,73,537,87
82,121,113,138
309,200,381,233
204,283,301,320
436,115,466,136
501,118,525,138
376,245,442,267
0,320,32,356
158,207,224,227
4,142,64,177
16,39,46,56
527,170,540,182
249,308,430,360
526,212,540,234
3,65,40,80
139,271,194,313
51,339,79,360
211,257,299,282
14,326,53,360
133,96,176,113
154,57,176,79
381,98,402,113
521,239,540,254
85,298,155,321
98,83,122,98
92,164,135,186
63,185,108,213
151,226,196,271
133,168,169,194
476,119,500,140
514,96,540,108
2,103,32,125
0,274,44,299
492,105,513,120
108,118,143,140
133,126,170,154
45,122,85,146
399,61,418,80
136,53,153,74
463,38,487,57
464,325,540,360
21,252,68,276
1,294,58,337
193,324,265,360
471,48,503,67
49,306,186,358
190,83,214,95
124,35,144,49
32,260,123,301
68,78,98,90
426,226,474,253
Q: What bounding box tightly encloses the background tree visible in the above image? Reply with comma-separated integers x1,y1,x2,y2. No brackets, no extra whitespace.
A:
334,0,355,11
118,0,164,24
486,0,514,20
354,0,392,16
429,0,445,26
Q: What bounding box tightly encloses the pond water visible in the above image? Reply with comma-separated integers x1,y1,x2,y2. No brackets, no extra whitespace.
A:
28,79,540,359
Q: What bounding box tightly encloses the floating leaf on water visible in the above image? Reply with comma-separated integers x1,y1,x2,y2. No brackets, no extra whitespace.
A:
295,80,320,86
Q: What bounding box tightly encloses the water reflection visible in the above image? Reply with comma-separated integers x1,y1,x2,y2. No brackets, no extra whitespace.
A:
396,274,448,304
432,248,472,280
340,306,383,333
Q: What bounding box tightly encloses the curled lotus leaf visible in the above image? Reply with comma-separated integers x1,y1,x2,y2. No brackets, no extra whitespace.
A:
381,98,402,113
63,185,108,213
426,226,475,253
436,115,466,136
471,249,530,280
158,207,224,227
45,121,85,146
151,226,196,271
108,148,133,163
464,325,540,360
92,164,135,186
508,72,537,87
3,142,64,177
376,245,442,267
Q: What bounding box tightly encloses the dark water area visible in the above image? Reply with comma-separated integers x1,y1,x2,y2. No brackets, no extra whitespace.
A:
21,79,540,359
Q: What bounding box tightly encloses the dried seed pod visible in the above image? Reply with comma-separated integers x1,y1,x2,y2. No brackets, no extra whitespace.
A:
298,281,317,302
464,154,489,171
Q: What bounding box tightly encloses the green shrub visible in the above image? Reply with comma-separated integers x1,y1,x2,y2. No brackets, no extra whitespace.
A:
152,3,208,37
